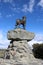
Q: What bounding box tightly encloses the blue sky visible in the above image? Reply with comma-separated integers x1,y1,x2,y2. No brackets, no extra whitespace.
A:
0,0,43,48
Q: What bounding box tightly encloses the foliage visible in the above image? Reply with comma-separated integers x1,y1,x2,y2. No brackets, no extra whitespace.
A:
32,43,43,59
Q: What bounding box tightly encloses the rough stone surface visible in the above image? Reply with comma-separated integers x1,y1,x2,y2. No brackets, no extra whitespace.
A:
3,28,43,65
0,50,43,65
7,28,35,41
4,41,32,64
4,41,43,65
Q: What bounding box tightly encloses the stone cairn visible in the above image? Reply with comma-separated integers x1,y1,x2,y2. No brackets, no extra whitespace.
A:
4,28,35,65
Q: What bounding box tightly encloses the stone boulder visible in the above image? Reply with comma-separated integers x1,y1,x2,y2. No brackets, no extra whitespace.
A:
7,28,35,41
4,28,36,65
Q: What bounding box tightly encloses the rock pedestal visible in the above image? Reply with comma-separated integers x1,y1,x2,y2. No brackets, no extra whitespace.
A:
5,28,35,65
7,28,35,41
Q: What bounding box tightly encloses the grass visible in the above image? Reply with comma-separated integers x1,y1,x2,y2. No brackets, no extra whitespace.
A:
0,49,6,58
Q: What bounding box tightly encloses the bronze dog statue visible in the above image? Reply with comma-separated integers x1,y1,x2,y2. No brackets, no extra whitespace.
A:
15,16,26,29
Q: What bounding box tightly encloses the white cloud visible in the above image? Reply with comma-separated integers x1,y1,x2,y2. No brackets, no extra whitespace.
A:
0,31,3,40
28,0,35,12
22,4,29,12
28,34,43,49
3,0,35,13
0,30,10,49
38,0,43,8
6,14,12,17
11,6,20,13
22,0,35,13
0,0,35,13
0,39,10,49
6,14,15,18
34,34,43,41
